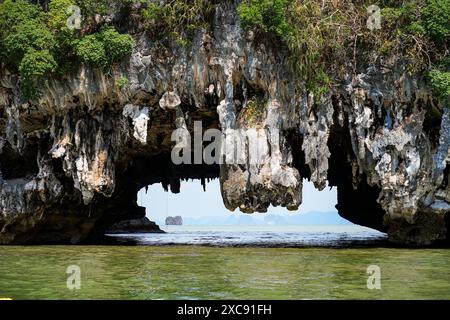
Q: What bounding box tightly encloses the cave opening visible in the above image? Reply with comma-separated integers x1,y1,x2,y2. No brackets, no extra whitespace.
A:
138,179,343,228
113,177,388,246
100,98,389,245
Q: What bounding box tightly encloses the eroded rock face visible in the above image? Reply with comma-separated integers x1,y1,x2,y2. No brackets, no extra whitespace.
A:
0,1,449,245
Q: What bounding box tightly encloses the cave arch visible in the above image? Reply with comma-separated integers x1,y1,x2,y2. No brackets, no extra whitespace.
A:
0,94,446,245
0,0,448,247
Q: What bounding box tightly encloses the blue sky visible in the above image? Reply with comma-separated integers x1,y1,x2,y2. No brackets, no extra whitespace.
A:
139,179,338,222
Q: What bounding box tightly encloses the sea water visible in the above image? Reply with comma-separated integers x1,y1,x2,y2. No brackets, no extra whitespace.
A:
1,225,450,300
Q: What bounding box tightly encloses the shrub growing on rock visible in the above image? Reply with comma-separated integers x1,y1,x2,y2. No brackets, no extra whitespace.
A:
422,0,450,42
238,0,291,37
429,69,450,101
100,27,135,63
19,49,58,100
19,49,58,78
75,34,108,67
3,20,56,62
75,27,134,67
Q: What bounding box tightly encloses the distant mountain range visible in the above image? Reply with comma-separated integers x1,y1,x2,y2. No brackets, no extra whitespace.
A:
154,211,352,226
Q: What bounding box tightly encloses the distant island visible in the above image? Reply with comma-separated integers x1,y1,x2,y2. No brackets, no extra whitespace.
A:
156,212,352,227
165,216,183,225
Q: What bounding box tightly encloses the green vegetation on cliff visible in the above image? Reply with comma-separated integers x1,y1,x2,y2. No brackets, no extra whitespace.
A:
74,27,134,67
237,0,291,37
429,69,450,100
238,0,449,104
140,0,213,47
0,0,134,99
0,0,448,102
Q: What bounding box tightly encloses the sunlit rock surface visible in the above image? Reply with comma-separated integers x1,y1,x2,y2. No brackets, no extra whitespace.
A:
0,1,449,245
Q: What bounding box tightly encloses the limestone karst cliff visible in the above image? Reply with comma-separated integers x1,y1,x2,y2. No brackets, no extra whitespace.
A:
0,0,449,245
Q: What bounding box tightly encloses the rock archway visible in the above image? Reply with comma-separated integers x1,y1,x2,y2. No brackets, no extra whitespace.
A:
1,1,449,245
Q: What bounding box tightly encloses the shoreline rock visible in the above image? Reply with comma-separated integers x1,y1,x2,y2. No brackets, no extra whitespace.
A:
106,217,165,234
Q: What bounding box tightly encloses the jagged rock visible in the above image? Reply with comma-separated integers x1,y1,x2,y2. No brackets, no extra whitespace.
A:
122,104,150,144
0,1,449,245
300,94,333,190
159,91,181,110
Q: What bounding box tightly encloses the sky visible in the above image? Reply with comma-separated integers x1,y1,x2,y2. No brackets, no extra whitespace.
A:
139,179,338,222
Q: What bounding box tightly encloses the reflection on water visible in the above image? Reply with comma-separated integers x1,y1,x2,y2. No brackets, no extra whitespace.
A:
1,245,450,299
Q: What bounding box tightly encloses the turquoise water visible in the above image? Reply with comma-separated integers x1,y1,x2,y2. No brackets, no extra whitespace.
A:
0,226,449,300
